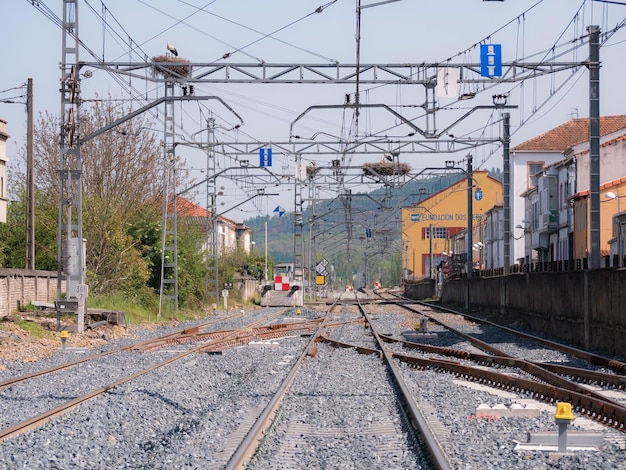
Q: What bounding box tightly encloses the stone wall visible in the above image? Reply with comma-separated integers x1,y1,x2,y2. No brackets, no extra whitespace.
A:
0,269,62,317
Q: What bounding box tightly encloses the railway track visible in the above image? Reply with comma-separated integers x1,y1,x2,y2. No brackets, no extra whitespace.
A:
237,291,446,469
0,307,324,443
365,290,626,429
1,291,625,468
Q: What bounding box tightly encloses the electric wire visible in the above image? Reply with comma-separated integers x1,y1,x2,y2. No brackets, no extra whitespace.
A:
173,0,340,64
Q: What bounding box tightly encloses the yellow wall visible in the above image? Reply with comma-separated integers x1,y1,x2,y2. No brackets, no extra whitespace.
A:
401,171,503,279
573,182,626,261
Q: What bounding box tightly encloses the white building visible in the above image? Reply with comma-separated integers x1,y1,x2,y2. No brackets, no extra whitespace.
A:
176,196,253,255
520,116,626,266
511,116,626,265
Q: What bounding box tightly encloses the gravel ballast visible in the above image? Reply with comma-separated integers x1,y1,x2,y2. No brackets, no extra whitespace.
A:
0,303,625,469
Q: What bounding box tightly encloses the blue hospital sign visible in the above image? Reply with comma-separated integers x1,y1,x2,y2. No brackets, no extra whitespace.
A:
260,147,272,167
480,44,502,77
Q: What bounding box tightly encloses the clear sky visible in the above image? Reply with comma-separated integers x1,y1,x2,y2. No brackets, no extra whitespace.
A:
2,0,626,222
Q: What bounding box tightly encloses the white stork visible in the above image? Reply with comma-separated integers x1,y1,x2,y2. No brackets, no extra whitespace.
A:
167,42,178,57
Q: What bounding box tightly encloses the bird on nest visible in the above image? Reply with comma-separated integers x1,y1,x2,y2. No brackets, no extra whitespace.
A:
167,42,178,57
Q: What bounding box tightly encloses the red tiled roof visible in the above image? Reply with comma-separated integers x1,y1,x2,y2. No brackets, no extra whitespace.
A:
176,196,209,218
157,196,237,226
573,177,626,199
513,115,626,152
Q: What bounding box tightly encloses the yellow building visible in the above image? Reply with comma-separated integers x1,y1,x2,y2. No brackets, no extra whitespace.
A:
401,171,503,279
571,177,626,265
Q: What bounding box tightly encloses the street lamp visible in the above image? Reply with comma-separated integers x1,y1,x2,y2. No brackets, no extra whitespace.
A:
605,191,621,214
515,219,531,269
605,191,624,267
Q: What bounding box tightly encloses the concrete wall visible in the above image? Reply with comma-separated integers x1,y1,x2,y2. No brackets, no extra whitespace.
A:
426,270,626,358
404,279,435,300
0,269,61,317
260,288,303,307
234,274,258,302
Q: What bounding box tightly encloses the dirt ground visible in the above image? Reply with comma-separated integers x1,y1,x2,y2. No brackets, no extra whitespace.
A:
0,315,133,371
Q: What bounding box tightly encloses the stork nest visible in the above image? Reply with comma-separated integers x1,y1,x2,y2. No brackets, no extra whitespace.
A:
306,164,320,178
363,161,411,176
152,55,191,79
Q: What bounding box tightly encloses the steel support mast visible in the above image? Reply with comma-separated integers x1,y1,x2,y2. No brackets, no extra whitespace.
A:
58,0,86,331
159,81,179,315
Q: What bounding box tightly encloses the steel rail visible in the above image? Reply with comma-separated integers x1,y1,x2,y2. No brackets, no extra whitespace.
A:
0,311,248,391
365,295,626,429
224,291,350,469
320,333,626,432
391,351,626,431
380,334,626,389
0,309,309,443
385,300,626,412
354,295,453,470
415,298,626,375
380,334,626,410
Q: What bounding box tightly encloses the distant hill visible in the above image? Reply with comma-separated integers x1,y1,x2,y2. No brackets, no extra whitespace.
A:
244,169,502,285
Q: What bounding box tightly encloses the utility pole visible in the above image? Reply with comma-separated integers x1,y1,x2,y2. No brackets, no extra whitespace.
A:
466,155,473,310
25,78,35,270
502,113,510,275
429,223,433,279
588,25,601,269
467,155,473,280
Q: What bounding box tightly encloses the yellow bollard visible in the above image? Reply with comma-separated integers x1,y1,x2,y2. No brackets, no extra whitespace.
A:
554,402,575,453
60,330,69,350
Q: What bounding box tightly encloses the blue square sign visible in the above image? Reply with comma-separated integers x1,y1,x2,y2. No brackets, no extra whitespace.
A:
480,44,502,77
260,147,272,167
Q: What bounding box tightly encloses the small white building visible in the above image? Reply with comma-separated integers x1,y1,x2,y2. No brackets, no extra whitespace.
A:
176,196,253,255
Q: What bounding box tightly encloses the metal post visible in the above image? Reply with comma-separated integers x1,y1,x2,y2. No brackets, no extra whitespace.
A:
588,25,601,269
467,155,473,279
404,241,409,282
502,113,511,274
26,78,35,270
58,0,85,331
466,155,473,310
429,223,433,279
264,220,268,281
617,220,624,268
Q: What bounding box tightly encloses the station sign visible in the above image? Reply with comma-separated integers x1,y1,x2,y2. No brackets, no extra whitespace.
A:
260,147,272,167
480,44,502,77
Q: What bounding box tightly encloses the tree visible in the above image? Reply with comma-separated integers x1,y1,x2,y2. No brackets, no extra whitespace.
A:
0,161,57,271
33,98,168,294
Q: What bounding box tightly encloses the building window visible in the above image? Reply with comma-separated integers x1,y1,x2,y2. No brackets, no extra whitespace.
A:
425,227,448,239
528,162,543,188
